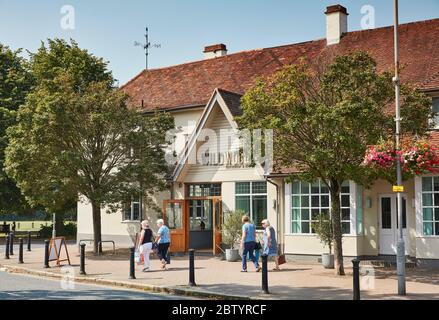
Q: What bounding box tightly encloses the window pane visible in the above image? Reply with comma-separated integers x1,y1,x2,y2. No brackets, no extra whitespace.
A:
381,198,392,229
341,181,350,193
292,181,300,194
252,196,267,225
301,195,309,208
166,203,182,229
311,196,319,207
321,195,330,208
423,193,433,206
123,204,131,221
321,183,329,194
434,177,439,192
292,209,300,220
311,181,320,194
423,208,433,221
132,202,140,221
252,182,267,194
292,222,301,234
435,208,439,221
422,177,433,192
341,195,350,207
342,208,350,221
436,223,439,236
434,193,439,206
301,182,309,194
311,209,320,220
292,196,300,207
236,182,250,194
301,222,310,234
342,222,351,234
236,196,250,214
424,222,434,236
301,209,310,220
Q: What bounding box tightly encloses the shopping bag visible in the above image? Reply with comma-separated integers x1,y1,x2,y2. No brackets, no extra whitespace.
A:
134,250,141,264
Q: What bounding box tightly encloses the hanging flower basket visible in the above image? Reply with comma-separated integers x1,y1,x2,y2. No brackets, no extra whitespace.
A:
363,139,439,180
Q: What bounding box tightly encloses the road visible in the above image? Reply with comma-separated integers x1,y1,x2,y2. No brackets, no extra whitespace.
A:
0,270,191,300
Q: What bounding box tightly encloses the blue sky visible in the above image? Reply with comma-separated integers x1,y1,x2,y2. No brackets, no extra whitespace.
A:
1,0,438,85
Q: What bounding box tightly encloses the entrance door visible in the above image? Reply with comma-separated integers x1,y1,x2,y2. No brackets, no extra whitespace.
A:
379,195,409,255
163,200,187,253
213,197,223,255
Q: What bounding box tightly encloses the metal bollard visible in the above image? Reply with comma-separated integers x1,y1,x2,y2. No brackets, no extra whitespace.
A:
27,232,31,252
189,249,196,286
262,254,269,294
9,232,14,256
44,240,50,268
79,243,86,275
18,238,24,264
5,234,10,259
129,246,136,279
352,259,361,300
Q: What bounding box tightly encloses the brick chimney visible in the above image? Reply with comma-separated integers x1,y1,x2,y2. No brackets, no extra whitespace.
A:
203,44,227,59
325,5,348,45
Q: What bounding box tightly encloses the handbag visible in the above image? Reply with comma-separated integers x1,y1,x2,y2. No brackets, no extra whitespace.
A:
255,241,262,251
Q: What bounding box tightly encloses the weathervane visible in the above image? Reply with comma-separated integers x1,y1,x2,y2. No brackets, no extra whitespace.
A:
134,27,161,70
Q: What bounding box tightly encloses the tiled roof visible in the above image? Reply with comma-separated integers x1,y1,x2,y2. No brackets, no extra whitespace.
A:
123,18,439,112
216,88,242,117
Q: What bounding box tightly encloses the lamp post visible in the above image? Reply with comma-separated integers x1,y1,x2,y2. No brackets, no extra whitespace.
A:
393,0,406,296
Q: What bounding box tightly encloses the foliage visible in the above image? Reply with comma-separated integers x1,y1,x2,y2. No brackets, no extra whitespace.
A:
5,39,174,252
222,210,245,249
311,213,334,254
0,43,34,214
237,51,433,275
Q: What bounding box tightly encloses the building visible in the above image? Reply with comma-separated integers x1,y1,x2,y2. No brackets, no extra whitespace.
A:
77,5,439,266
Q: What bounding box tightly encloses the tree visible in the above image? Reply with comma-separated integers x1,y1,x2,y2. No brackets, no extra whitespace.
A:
237,52,432,275
0,44,34,214
5,39,174,253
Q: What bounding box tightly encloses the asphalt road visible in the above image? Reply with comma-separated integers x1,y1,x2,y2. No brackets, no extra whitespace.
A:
0,269,191,300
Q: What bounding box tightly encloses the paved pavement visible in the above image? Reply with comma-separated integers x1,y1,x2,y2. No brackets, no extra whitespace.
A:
1,243,439,300
0,269,190,300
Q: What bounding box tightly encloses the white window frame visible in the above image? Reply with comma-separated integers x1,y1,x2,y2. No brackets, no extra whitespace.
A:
417,175,439,237
235,181,268,226
285,180,357,236
123,200,141,222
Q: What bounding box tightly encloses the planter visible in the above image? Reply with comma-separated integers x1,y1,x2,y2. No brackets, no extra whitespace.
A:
225,249,240,262
322,253,334,269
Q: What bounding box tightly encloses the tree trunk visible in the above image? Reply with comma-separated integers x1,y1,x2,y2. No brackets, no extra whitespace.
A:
55,211,65,236
91,201,102,255
330,179,345,276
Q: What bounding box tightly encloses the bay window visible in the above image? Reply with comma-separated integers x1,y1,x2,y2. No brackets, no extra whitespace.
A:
235,182,267,227
421,176,439,235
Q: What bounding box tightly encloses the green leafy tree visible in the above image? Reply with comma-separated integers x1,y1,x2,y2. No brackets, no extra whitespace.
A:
238,52,432,275
5,39,174,253
0,44,34,214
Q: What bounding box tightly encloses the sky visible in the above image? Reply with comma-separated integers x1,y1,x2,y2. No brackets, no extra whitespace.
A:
0,0,438,85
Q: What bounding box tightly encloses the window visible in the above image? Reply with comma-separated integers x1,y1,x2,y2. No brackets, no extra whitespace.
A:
291,181,351,235
433,98,439,129
123,200,140,221
235,182,267,227
421,177,439,236
189,200,213,231
187,184,221,197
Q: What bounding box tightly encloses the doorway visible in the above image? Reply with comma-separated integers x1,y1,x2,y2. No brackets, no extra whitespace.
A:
379,194,410,255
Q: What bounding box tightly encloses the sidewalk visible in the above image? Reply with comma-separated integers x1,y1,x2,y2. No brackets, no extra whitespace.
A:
1,243,439,300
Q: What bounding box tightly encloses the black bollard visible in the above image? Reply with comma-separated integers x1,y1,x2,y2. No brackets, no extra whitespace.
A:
79,243,86,275
5,234,10,259
189,249,196,286
129,246,136,279
18,238,24,264
262,254,269,294
27,232,31,252
352,259,361,300
9,232,14,256
44,240,50,268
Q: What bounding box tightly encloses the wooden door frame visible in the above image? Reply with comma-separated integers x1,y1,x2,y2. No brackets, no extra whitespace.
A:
212,197,223,255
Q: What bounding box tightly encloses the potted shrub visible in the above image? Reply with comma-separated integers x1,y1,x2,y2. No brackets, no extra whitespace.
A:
221,210,244,262
312,212,334,269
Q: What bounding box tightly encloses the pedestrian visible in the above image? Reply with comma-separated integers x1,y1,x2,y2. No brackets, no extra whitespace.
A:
155,219,171,270
240,215,261,272
12,221,16,232
137,220,154,272
261,219,280,271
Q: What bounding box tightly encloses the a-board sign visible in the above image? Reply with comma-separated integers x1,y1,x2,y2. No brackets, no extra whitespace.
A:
48,237,71,266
